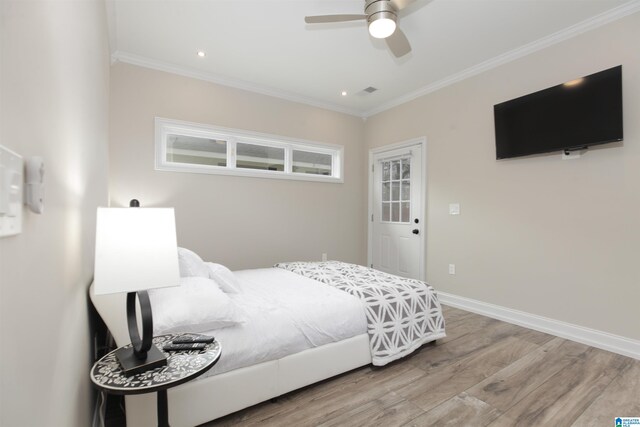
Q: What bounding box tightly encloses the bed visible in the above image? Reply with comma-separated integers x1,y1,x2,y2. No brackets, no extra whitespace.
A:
90,253,445,427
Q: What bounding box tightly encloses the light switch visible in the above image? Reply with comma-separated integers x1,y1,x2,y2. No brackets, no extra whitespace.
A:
0,145,23,237
449,203,460,215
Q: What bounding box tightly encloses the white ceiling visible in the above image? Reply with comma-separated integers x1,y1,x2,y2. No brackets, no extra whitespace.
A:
108,0,639,117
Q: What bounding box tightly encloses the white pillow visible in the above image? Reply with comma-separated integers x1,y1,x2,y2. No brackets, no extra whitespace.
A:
177,247,209,278
206,262,242,294
148,276,245,335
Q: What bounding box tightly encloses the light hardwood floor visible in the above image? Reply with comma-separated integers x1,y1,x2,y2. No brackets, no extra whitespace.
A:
203,305,640,427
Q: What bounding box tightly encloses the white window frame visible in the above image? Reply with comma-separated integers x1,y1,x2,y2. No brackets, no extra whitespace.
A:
155,117,344,183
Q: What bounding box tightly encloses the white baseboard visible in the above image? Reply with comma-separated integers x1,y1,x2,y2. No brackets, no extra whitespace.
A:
438,291,640,361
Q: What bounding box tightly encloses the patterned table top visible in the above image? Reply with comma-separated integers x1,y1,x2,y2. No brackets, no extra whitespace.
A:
90,334,221,395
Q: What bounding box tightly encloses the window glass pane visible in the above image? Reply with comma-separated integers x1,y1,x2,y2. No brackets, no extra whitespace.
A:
292,150,332,175
382,162,390,181
401,181,410,201
391,182,400,201
402,159,410,179
236,143,284,171
392,161,400,180
382,202,390,222
401,202,410,223
166,134,227,167
391,202,400,222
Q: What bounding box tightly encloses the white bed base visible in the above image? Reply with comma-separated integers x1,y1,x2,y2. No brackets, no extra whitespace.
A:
89,284,372,426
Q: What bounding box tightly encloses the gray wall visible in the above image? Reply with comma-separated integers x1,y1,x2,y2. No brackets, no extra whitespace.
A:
109,63,367,270
365,13,640,340
0,0,110,425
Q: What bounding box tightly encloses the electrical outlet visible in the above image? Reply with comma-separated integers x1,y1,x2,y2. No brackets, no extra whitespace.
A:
448,264,456,275
449,203,460,215
322,253,327,262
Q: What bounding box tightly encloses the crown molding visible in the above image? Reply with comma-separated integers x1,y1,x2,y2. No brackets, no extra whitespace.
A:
111,51,365,118
364,0,640,117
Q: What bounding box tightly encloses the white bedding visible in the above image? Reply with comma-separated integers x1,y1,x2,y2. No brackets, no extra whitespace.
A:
198,267,368,378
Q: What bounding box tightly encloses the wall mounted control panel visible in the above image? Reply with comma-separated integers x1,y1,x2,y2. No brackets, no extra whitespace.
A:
0,145,23,237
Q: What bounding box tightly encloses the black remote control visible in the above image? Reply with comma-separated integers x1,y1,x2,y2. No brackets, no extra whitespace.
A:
172,334,215,344
163,343,207,351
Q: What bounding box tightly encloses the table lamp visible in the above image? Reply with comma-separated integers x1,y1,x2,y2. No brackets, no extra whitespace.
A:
94,199,180,376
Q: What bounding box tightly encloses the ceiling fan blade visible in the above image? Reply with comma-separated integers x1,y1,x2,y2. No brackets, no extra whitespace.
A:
386,27,411,57
305,14,367,24
389,0,417,11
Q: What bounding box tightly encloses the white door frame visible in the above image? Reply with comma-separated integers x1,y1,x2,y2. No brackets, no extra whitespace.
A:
367,137,427,281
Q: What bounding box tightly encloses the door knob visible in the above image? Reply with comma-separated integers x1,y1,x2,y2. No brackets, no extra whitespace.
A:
412,229,419,235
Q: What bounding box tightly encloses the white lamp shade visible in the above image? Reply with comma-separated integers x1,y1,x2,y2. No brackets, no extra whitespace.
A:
94,207,180,295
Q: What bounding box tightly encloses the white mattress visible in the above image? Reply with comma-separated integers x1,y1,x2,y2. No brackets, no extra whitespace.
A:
198,267,368,378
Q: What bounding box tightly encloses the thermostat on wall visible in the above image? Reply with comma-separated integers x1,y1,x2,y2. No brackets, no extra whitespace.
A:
0,145,23,237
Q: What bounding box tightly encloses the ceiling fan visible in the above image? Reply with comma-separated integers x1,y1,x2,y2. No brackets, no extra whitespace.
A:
305,0,416,58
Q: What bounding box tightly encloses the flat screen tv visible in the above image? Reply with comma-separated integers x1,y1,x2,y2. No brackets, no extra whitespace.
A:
494,65,623,159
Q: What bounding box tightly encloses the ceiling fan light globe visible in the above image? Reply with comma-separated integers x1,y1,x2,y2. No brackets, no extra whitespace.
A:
369,18,396,38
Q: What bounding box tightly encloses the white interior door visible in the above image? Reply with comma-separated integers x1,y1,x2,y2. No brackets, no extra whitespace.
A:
371,143,424,280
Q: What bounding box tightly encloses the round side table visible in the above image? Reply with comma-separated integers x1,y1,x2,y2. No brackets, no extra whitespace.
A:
91,334,221,427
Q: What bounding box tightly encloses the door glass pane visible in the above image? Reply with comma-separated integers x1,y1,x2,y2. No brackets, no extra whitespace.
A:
166,134,227,167
401,181,410,201
402,159,410,179
391,202,400,222
382,161,390,181
401,202,410,222
382,182,390,201
292,150,332,175
392,161,400,180
391,182,400,201
382,202,390,221
236,143,284,171
380,157,412,223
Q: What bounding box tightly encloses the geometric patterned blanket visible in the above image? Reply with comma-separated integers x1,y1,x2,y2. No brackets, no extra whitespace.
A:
275,261,446,366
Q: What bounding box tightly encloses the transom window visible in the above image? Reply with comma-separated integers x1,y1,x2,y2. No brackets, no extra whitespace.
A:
166,135,227,167
381,158,410,223
156,118,343,183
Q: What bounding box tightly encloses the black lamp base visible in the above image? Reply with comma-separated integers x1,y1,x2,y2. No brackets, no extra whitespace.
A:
116,344,167,376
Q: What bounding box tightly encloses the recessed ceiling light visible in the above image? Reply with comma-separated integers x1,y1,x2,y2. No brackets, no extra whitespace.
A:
197,51,206,58
341,91,348,96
